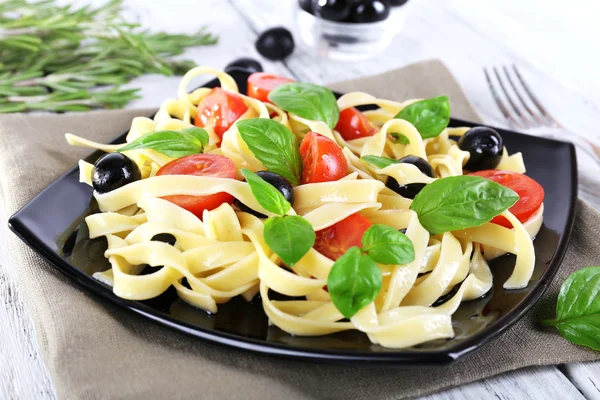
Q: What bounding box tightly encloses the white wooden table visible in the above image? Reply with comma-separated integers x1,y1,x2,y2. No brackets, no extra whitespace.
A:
2,0,600,398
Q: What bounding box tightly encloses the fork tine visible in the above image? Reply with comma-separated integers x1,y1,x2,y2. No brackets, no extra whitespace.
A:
484,67,522,128
493,66,531,128
502,66,546,127
512,65,563,129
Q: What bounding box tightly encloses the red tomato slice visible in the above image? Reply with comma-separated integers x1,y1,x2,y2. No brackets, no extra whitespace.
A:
314,213,373,261
299,131,348,184
156,154,236,219
469,170,545,228
335,107,378,141
247,73,294,103
194,88,248,144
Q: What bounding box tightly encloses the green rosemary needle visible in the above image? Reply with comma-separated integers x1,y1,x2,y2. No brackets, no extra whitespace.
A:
0,0,218,112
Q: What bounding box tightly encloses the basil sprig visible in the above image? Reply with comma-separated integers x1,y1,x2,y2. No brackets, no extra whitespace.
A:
117,127,209,158
541,266,600,351
268,82,340,129
241,169,290,216
395,96,450,139
361,155,400,169
328,224,415,318
409,175,519,234
241,168,314,267
362,224,415,265
237,119,302,186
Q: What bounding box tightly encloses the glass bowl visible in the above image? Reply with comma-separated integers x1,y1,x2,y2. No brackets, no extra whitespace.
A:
295,5,404,61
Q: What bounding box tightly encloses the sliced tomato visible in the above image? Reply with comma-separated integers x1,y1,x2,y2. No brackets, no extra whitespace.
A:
247,72,294,103
156,154,236,218
469,170,545,228
335,107,378,141
299,131,348,184
314,213,373,261
194,88,248,144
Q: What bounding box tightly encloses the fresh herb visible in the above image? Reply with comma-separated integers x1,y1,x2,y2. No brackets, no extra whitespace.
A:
117,127,209,158
390,133,410,144
236,119,302,185
264,216,316,267
361,155,400,169
541,266,600,351
240,169,290,216
268,82,340,129
0,0,217,112
362,224,415,265
327,247,383,319
328,224,415,318
240,167,314,266
409,175,519,234
395,96,450,139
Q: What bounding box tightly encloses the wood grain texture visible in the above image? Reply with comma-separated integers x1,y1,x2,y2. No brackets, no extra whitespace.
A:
2,0,599,399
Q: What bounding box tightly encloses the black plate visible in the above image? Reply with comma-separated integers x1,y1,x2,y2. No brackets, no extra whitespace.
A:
8,70,578,365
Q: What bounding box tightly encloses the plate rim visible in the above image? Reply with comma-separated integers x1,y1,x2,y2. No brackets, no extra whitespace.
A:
7,80,579,366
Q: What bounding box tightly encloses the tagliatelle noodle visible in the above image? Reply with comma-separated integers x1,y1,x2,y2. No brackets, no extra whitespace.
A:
66,67,541,349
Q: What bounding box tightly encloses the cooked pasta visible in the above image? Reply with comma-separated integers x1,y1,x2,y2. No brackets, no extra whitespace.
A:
65,66,544,349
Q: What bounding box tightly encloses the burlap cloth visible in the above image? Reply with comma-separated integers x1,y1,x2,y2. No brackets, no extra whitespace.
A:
1,60,599,400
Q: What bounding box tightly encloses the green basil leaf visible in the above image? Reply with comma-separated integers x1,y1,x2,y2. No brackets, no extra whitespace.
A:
395,96,450,139
409,175,519,234
541,266,600,351
327,247,382,319
390,132,409,144
268,82,339,129
361,155,400,169
240,169,290,216
361,224,415,265
236,118,302,186
117,127,209,158
263,216,316,267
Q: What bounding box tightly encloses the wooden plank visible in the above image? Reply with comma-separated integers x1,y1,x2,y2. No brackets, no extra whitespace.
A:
229,0,600,141
563,363,600,400
421,366,585,400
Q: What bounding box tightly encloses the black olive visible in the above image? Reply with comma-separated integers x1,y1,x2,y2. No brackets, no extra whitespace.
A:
255,27,295,61
458,126,503,171
299,0,313,13
388,0,409,6
386,178,427,199
349,0,390,23
151,233,176,246
398,155,435,178
224,58,263,74
399,228,407,234
92,153,141,194
312,0,353,21
236,171,295,218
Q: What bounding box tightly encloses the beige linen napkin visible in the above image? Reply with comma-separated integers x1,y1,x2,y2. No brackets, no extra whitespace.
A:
2,60,599,400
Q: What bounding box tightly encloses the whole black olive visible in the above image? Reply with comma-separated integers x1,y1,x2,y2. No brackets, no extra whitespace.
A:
236,171,295,217
386,178,427,199
312,0,353,21
458,126,503,171
349,0,390,23
299,0,313,13
92,153,141,194
151,233,176,246
398,155,435,178
255,27,295,61
388,0,409,6
224,58,263,74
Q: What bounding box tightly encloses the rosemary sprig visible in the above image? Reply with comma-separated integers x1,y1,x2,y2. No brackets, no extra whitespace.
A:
0,0,218,112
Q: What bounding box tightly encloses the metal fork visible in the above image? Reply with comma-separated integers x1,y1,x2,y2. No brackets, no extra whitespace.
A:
485,65,600,200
